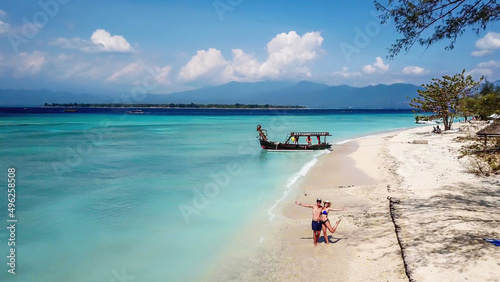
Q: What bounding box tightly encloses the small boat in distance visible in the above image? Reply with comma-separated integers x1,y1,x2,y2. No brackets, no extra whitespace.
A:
63,109,78,112
257,125,332,151
415,120,437,124
127,109,144,114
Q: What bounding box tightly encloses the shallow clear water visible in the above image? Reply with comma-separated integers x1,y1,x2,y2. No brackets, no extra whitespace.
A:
0,110,420,281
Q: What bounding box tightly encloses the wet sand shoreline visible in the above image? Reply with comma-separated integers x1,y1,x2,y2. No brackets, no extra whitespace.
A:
205,124,500,281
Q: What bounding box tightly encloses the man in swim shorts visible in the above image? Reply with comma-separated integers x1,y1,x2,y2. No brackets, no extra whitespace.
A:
295,198,323,246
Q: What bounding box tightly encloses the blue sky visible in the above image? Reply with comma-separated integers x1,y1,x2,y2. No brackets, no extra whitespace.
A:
1,0,499,95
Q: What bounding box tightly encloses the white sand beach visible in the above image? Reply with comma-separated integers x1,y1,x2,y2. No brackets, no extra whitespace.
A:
206,123,500,281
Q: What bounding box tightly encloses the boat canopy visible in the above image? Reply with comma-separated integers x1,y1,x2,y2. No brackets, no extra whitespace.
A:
290,132,331,136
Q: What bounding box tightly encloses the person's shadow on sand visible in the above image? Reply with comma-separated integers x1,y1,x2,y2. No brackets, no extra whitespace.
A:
301,236,345,244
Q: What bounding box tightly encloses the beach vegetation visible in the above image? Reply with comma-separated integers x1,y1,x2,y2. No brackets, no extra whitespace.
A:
457,123,500,176
462,141,500,176
410,69,482,130
375,0,500,58
474,81,500,120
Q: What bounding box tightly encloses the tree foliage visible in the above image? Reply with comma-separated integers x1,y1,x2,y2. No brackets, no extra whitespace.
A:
375,0,500,58
474,80,500,119
410,69,482,130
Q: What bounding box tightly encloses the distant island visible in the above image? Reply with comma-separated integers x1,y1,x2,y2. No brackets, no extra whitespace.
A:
1,81,427,108
44,103,306,109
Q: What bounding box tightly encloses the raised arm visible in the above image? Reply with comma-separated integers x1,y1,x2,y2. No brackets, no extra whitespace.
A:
295,200,313,208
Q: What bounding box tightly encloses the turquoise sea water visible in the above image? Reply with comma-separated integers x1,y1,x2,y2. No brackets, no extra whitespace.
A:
0,110,420,281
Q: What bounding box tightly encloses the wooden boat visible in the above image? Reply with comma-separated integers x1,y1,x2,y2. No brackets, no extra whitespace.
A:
257,125,332,151
127,109,144,114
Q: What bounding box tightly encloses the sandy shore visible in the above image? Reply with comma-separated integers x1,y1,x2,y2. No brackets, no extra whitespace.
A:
205,124,500,281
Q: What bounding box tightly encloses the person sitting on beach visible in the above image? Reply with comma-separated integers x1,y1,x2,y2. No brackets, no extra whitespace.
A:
295,198,324,246
320,201,347,244
435,125,442,133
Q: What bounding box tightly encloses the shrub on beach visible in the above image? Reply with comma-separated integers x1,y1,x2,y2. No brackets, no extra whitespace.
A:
458,126,500,176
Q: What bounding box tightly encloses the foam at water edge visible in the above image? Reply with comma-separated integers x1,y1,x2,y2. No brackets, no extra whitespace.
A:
266,150,328,223
335,128,409,145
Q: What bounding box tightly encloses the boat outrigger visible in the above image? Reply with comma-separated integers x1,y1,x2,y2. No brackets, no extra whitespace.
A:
257,125,332,151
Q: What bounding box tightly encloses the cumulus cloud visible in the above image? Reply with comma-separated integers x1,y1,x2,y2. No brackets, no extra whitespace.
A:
332,66,362,78
362,57,389,74
402,66,429,76
226,49,261,80
51,29,135,53
471,32,500,57
465,60,500,80
178,31,324,83
90,29,134,53
12,51,46,78
178,48,228,81
258,31,323,78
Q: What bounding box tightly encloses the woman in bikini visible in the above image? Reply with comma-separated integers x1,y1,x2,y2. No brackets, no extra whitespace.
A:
320,200,347,244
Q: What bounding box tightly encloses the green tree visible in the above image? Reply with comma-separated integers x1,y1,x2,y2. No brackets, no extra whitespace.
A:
458,96,477,122
410,70,482,130
474,80,500,119
375,0,500,58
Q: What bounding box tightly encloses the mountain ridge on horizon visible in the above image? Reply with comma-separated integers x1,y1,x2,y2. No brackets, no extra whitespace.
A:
0,80,431,108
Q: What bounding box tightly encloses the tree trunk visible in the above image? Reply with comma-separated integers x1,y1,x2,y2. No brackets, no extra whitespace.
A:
443,116,449,130
444,116,453,130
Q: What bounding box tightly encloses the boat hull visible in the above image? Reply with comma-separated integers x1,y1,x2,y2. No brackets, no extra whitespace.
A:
260,140,331,151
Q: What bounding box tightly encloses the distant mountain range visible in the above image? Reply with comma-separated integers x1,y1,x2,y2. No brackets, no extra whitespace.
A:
0,80,424,109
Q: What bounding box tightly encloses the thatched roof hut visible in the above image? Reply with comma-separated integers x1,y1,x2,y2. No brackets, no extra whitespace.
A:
476,122,500,145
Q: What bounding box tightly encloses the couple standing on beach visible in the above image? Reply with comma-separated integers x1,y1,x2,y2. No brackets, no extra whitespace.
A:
295,198,347,246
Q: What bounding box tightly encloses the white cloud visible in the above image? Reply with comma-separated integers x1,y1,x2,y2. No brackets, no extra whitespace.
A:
178,48,228,81
51,29,135,53
477,60,500,69
90,29,134,53
12,51,46,78
227,49,262,81
402,66,429,76
471,50,492,57
0,10,7,18
332,66,362,78
471,32,500,57
258,31,323,78
153,65,173,85
466,60,500,80
362,57,389,74
362,65,377,74
178,31,324,83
